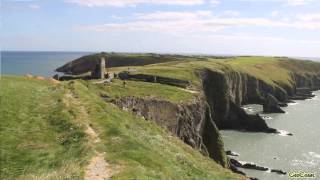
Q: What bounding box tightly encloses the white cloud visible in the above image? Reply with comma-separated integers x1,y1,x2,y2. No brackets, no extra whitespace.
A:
135,11,212,20
65,0,204,7
271,11,279,17
77,11,320,34
222,10,240,17
297,13,320,21
209,0,220,5
29,4,40,9
286,0,313,6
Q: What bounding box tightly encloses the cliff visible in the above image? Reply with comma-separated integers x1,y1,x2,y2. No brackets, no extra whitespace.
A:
113,96,228,167
96,56,320,173
51,54,320,178
1,76,245,179
200,68,320,131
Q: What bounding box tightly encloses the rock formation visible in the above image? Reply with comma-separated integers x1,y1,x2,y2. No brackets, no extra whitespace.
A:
112,96,228,167
111,66,320,171
263,93,285,113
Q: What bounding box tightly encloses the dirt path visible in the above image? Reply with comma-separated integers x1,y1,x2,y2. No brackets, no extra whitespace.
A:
85,153,112,180
179,88,199,94
63,91,113,180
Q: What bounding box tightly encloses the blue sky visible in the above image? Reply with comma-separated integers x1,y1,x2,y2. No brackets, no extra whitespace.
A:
2,0,320,57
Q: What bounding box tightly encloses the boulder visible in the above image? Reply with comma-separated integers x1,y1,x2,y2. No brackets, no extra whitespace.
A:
271,169,286,175
263,93,285,113
226,150,240,157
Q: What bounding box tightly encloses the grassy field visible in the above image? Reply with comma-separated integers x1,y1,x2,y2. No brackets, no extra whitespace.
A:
90,79,196,103
0,76,88,179
0,76,245,180
2,56,319,179
108,56,320,88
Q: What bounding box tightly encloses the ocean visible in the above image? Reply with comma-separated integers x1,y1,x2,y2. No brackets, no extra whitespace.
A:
221,91,320,179
0,51,92,77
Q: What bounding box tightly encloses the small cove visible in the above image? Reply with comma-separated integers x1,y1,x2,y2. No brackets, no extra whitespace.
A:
222,91,320,179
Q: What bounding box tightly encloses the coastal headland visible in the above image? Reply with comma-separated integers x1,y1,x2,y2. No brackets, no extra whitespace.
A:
1,54,320,179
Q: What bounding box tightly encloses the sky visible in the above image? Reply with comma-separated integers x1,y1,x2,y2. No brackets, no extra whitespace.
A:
1,0,320,57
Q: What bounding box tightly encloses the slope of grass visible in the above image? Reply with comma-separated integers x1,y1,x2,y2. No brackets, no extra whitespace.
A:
0,76,88,180
69,80,245,180
109,58,229,86
91,79,196,103
0,76,245,180
110,56,320,89
224,57,293,86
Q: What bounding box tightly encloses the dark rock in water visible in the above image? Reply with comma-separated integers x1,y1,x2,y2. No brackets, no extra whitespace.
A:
278,102,288,107
264,127,278,133
249,177,260,180
263,93,285,113
242,163,269,171
229,158,243,167
229,163,246,176
271,169,286,175
226,150,240,157
230,158,269,171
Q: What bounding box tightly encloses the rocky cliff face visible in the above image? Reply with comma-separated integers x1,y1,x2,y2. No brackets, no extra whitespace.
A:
201,69,320,131
201,70,275,131
292,73,320,91
109,66,320,170
113,96,228,168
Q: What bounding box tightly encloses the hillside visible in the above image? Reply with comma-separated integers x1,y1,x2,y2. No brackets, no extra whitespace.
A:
108,56,320,88
0,76,245,180
2,55,320,179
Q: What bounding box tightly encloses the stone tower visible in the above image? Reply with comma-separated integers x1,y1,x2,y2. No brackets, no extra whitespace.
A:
92,54,106,79
99,56,106,79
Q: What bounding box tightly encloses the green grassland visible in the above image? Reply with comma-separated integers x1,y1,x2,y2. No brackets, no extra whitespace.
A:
109,56,320,88
0,76,244,180
0,76,88,179
2,55,319,179
90,79,196,103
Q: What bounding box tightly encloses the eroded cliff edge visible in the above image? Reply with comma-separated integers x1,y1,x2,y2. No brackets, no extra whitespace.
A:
113,96,229,167
110,65,320,170
56,55,320,176
201,69,320,131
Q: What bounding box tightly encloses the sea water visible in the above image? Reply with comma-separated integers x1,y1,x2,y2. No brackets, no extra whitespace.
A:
1,51,91,77
221,91,320,179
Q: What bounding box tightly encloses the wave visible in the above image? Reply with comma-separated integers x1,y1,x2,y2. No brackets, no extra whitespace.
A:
261,115,273,120
288,102,299,106
278,130,291,136
309,152,320,159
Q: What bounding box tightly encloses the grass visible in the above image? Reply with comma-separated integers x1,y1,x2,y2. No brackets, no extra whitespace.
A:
68,80,245,180
0,76,88,180
224,56,293,86
91,79,196,103
0,76,245,180
109,56,320,89
109,58,229,86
